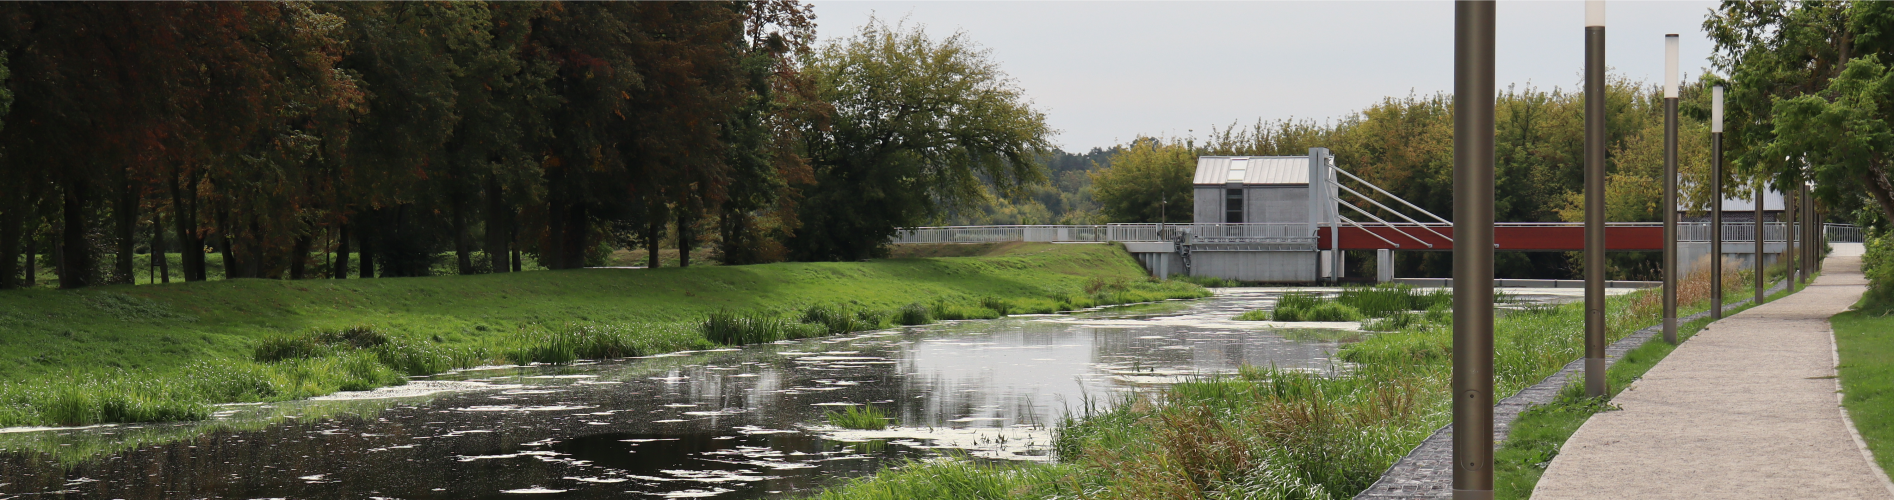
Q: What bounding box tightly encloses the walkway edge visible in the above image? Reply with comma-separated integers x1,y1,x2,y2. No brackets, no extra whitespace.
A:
1354,280,1788,499
1832,324,1894,496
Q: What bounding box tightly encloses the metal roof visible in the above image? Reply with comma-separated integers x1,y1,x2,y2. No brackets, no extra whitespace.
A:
1192,156,1310,185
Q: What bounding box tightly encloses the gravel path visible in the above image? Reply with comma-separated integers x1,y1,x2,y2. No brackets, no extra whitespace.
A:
1534,244,1894,499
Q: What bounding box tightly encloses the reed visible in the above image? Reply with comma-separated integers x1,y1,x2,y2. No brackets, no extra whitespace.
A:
825,405,895,430
894,303,932,326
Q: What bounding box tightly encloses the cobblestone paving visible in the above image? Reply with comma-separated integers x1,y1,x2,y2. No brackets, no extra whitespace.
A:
1353,282,1785,499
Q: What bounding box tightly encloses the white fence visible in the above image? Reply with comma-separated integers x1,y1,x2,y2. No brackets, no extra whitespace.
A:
893,222,1869,245
1827,224,1864,243
891,223,1313,245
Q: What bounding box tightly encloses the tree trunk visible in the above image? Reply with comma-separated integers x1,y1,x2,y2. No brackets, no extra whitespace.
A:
0,191,19,290
1860,165,1894,230
23,230,36,287
510,221,522,272
677,207,693,268
452,193,474,275
645,216,663,269
486,178,508,273
545,198,568,270
113,175,137,285
289,233,312,280
332,222,351,279
356,211,375,278
59,177,94,289
214,206,241,279
562,204,588,268
154,210,169,284
169,171,206,282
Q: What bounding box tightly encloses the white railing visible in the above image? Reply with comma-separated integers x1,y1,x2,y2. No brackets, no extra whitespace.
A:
891,225,1109,244
893,223,1313,245
1827,223,1864,243
1678,222,1793,243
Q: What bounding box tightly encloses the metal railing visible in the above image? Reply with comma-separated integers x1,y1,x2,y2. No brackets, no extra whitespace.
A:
893,223,1312,245
895,221,1870,245
1827,223,1864,243
891,225,1110,244
1677,222,1791,243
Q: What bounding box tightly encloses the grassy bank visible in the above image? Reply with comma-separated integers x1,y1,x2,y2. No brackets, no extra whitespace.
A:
0,243,1207,427
1832,294,1894,477
808,258,1781,500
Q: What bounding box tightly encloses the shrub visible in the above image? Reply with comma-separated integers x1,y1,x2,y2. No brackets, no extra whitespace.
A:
1866,234,1894,301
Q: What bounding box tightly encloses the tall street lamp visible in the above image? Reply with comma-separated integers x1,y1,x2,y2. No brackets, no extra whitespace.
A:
1451,2,1496,498
1583,0,1608,397
1663,33,1680,344
1711,85,1725,319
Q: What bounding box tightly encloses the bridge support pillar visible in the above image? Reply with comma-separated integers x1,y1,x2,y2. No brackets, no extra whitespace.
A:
1377,249,1394,283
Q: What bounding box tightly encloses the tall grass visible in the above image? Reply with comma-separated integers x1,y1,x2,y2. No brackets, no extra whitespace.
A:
825,405,895,430
894,303,932,326
703,311,822,345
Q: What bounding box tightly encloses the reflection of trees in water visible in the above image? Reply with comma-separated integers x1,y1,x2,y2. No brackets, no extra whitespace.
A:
0,302,1349,498
0,350,920,499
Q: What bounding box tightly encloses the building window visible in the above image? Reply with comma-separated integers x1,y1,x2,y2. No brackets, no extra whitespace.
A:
1225,189,1243,223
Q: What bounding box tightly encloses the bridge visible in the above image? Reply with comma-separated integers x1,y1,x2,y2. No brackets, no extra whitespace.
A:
893,150,1859,283
892,221,1857,282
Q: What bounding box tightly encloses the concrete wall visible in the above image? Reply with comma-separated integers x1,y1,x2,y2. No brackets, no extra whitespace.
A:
1246,186,1309,224
1191,251,1317,282
1194,186,1224,223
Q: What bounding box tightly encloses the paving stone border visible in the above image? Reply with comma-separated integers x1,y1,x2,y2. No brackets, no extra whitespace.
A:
1354,281,1791,499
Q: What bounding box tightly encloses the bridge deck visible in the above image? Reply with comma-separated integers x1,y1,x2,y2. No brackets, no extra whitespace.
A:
1318,223,1665,251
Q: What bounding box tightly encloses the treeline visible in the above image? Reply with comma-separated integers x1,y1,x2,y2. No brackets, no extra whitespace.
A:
0,3,1052,289
1087,78,1728,280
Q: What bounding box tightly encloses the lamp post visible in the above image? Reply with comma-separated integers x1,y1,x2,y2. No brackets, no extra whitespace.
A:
1711,84,1724,319
1583,0,1608,397
1451,2,1496,498
1663,34,1680,344
1755,179,1765,304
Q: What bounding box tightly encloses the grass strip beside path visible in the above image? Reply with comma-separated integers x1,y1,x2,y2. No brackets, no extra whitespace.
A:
0,243,1206,427
1832,296,1894,477
1491,279,1804,498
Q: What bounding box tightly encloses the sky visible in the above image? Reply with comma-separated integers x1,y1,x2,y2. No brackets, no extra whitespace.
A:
809,1,1723,152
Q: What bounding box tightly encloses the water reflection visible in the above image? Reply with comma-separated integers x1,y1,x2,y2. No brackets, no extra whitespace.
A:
0,288,1592,498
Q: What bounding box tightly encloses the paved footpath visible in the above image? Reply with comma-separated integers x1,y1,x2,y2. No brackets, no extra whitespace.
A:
1535,244,1894,499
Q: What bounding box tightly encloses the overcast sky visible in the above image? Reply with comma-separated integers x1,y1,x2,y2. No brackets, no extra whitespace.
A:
810,1,1723,152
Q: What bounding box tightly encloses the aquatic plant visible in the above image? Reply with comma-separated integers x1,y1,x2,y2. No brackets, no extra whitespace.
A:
1271,293,1364,322
978,296,1013,315
1336,284,1453,317
825,405,894,430
1233,310,1273,321
802,304,873,334
703,311,818,345
894,303,932,326
1172,275,1242,288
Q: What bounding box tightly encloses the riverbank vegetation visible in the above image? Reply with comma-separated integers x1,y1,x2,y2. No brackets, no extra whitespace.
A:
807,255,1785,499
0,243,1207,427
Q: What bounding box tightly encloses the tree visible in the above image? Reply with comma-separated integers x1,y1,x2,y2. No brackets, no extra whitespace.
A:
1090,138,1194,223
1707,0,1891,230
790,19,1052,260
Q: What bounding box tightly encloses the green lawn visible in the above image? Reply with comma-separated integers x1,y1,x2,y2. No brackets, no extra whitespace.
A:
0,243,1205,427
1832,295,1894,477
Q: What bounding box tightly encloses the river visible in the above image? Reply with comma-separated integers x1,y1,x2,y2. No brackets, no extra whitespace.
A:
0,287,1601,499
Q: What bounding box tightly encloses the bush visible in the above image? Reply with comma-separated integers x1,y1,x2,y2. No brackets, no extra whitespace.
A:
1865,234,1894,301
